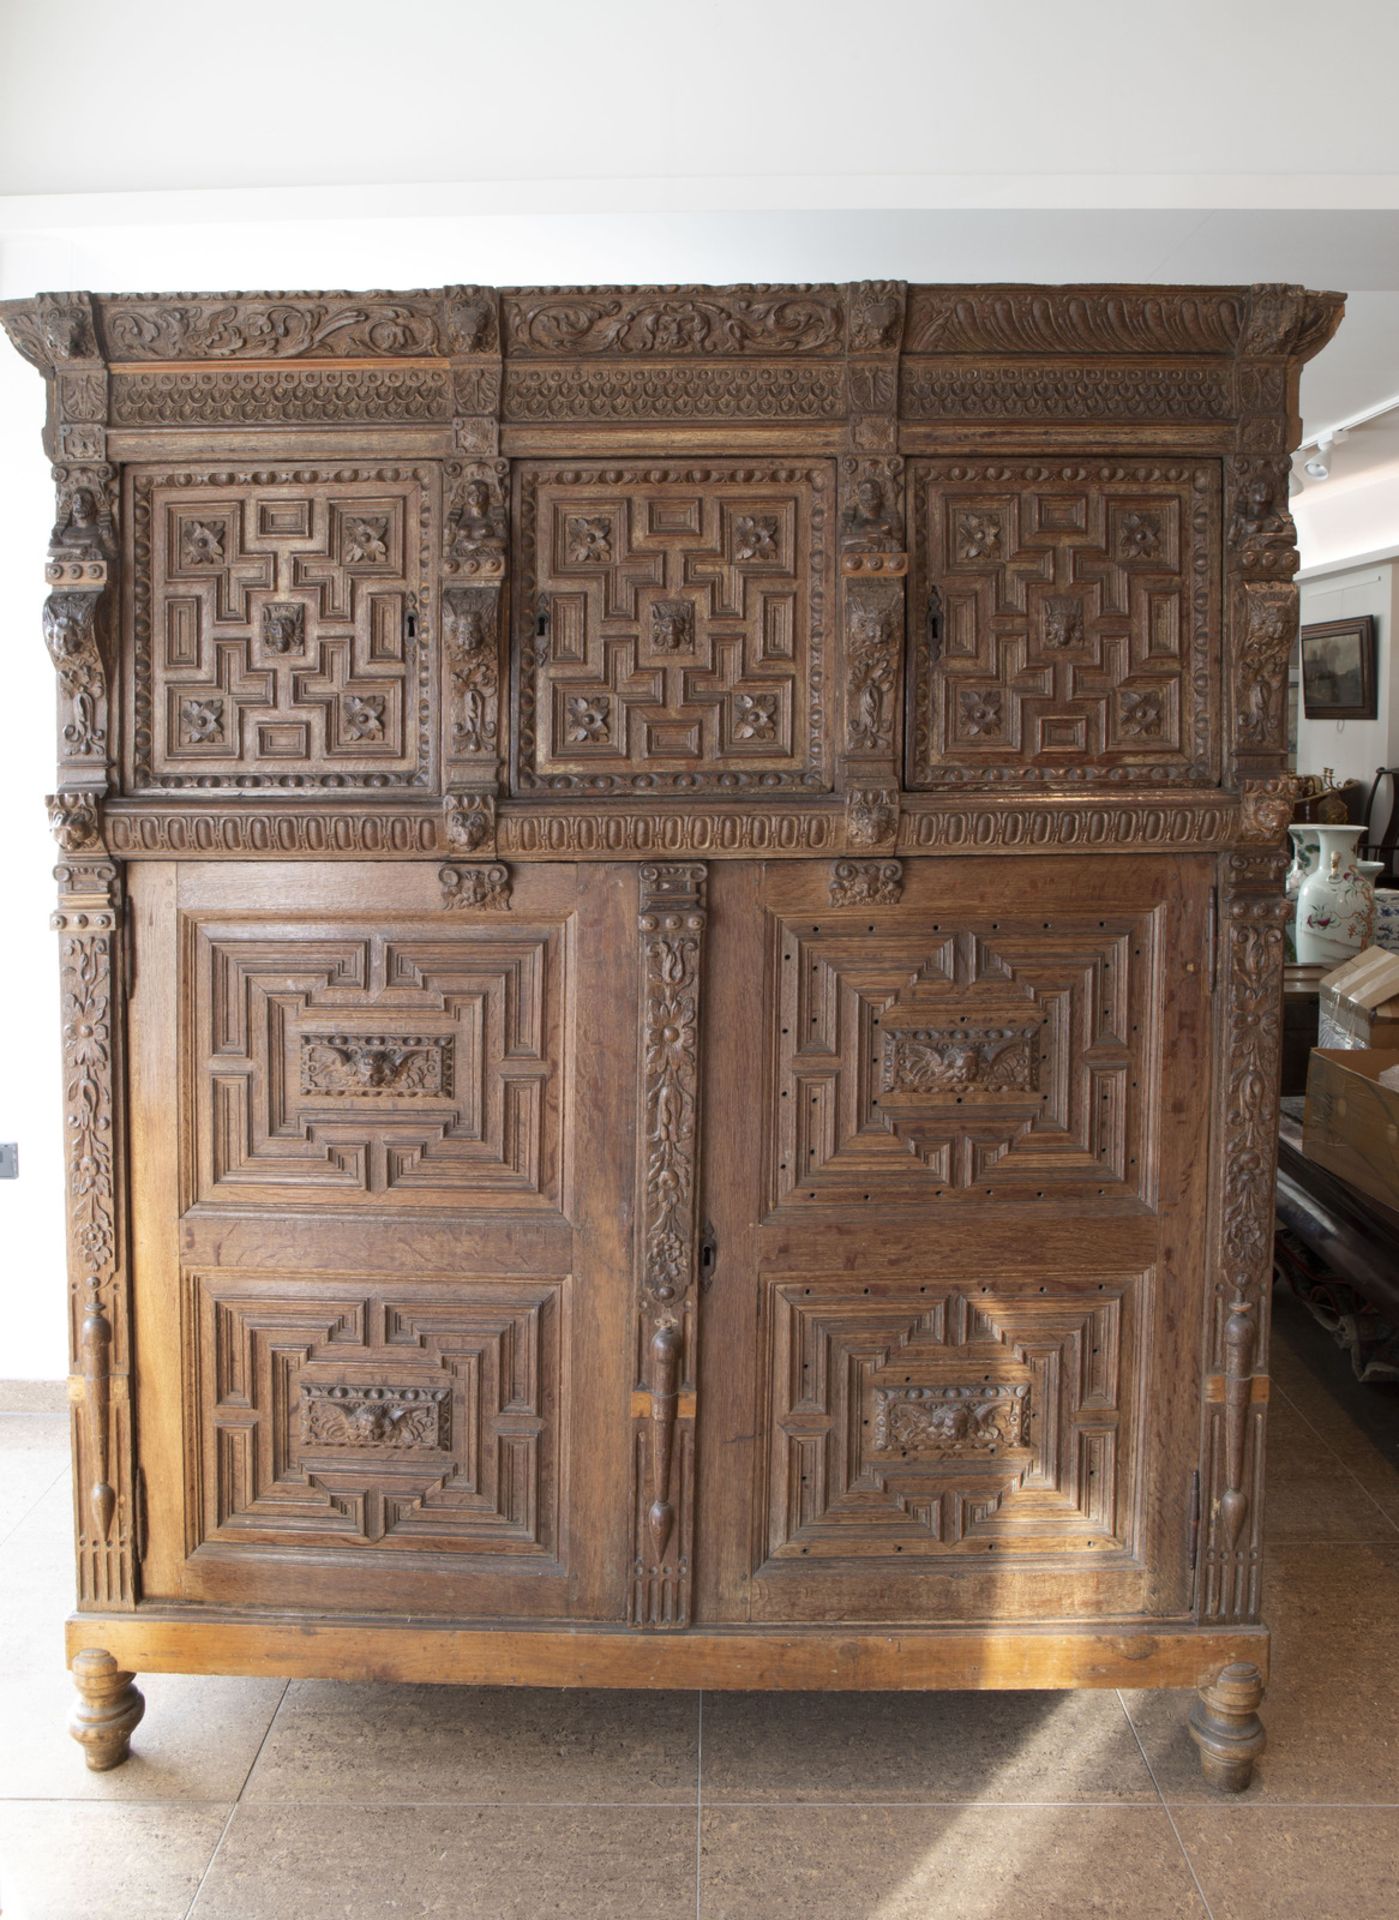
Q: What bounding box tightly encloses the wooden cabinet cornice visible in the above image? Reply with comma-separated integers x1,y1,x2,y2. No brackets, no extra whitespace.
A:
2,279,1341,1787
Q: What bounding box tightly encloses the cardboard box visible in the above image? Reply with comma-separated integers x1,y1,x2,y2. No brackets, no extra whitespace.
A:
1304,1048,1399,1209
1317,947,1399,1050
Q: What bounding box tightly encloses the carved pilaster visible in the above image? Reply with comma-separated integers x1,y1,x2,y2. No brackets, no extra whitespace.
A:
1226,285,1343,784
838,285,907,795
630,864,707,1629
53,861,135,1610
1199,851,1289,1623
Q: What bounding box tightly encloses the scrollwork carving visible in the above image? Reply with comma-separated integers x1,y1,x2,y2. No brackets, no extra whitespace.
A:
101,291,448,359
828,859,903,906
438,863,511,911
505,285,843,355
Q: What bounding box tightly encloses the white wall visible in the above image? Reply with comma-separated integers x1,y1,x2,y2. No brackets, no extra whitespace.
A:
1297,563,1399,800
0,343,67,1379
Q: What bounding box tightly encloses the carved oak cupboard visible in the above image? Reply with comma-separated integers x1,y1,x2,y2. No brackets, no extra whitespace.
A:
1,279,1340,1787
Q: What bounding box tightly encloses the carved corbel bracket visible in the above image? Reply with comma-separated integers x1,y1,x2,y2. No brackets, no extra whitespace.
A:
438,862,511,911
829,859,903,906
443,791,496,857
630,863,708,1629
47,789,104,853
845,281,905,451
443,287,502,456
846,786,900,852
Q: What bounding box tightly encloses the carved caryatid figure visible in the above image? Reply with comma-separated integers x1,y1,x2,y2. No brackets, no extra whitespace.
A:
447,477,506,567
50,484,113,557
841,475,902,553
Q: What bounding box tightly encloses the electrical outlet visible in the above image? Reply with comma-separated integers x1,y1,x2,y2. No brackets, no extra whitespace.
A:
0,1143,16,1179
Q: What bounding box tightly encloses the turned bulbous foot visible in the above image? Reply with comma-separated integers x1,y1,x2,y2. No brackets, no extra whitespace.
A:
1188,1660,1266,1792
69,1648,145,1771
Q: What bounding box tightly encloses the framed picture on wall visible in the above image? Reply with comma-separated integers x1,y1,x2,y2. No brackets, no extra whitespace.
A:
1300,615,1378,720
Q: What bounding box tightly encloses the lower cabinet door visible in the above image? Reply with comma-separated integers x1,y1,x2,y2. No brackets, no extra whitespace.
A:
695,854,1214,1626
130,858,637,1620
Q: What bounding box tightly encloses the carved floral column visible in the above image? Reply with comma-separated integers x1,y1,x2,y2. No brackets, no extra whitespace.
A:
629,864,708,1628
841,282,907,855
1199,284,1343,1624
442,286,506,859
53,859,137,1609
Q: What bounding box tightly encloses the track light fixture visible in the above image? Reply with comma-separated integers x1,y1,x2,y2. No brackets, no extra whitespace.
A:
1302,426,1349,481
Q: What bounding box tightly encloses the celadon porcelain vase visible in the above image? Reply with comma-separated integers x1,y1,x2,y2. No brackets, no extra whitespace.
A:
1284,825,1319,961
1295,825,1371,966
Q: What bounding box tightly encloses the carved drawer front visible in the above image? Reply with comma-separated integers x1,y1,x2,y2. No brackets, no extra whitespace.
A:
189,1274,563,1562
908,460,1220,787
188,915,567,1213
770,909,1157,1208
760,1271,1141,1569
128,466,436,791
514,459,834,793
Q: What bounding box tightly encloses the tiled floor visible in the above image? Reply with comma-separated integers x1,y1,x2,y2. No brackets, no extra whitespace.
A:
1,1284,1396,1919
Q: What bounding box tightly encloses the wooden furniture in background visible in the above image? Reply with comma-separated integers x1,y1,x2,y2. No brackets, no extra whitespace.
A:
1,279,1342,1790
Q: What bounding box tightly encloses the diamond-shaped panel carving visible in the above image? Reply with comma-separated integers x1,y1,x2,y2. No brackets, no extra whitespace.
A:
761,1275,1138,1566
129,467,435,789
189,917,566,1212
771,912,1156,1206
191,1275,563,1558
908,461,1219,786
514,460,833,792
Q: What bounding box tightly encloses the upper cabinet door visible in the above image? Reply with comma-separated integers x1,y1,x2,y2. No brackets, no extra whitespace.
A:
125,463,440,795
513,459,836,796
907,459,1221,790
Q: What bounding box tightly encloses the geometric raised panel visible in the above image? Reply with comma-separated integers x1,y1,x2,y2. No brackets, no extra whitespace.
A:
908,461,1220,787
188,916,566,1212
514,459,833,794
761,1274,1139,1567
128,466,436,790
190,1274,563,1559
771,911,1157,1206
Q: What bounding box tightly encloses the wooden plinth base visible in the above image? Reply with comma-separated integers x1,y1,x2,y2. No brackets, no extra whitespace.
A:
68,1613,1269,1695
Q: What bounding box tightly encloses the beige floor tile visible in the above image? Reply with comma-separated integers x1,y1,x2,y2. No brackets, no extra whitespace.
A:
191,1803,696,1919
1263,1399,1399,1542
1173,1807,1399,1920
701,1687,1155,1804
1124,1542,1399,1802
243,1679,698,1804
1271,1377,1399,1499
0,1414,70,1543
0,1669,287,1801
700,1806,1206,1919
0,1382,67,1413
0,1800,230,1920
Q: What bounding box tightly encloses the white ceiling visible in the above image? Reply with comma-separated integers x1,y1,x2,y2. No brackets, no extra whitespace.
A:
2,0,1397,550
5,1,1399,198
